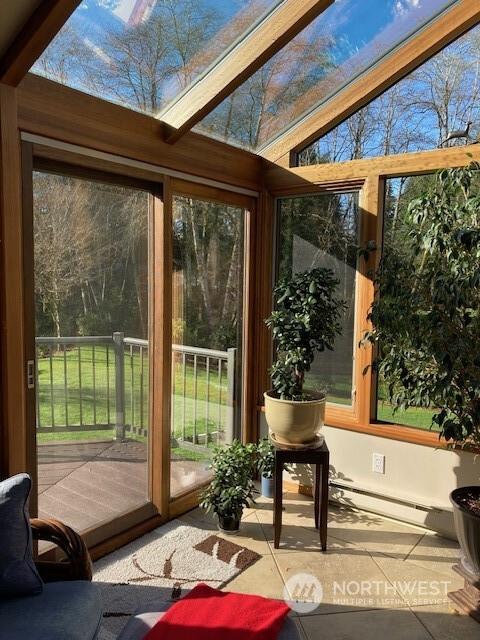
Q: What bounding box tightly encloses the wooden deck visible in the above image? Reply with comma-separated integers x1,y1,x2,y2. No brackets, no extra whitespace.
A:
38,439,211,533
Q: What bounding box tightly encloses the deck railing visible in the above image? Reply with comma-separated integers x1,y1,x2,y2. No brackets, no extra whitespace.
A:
35,334,235,445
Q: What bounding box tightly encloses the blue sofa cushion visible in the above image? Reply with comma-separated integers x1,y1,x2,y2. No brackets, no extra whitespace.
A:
0,474,43,597
0,581,102,640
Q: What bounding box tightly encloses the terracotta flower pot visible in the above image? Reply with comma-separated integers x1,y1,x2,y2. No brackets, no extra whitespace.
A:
264,390,325,445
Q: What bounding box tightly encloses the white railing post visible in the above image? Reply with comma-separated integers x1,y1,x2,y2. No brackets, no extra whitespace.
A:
113,332,126,441
226,347,236,444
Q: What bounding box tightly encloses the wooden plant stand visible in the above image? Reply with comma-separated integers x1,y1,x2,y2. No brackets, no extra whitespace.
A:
273,440,329,550
448,563,480,623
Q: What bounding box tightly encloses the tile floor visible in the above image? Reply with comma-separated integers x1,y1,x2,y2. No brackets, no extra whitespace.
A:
179,491,479,640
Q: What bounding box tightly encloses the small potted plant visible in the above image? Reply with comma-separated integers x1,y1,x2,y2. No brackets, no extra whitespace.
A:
257,439,275,498
364,164,480,583
200,440,256,534
264,268,345,445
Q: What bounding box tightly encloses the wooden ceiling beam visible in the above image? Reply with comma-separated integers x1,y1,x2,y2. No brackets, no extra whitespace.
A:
0,0,82,87
158,0,334,143
263,144,480,194
260,0,480,164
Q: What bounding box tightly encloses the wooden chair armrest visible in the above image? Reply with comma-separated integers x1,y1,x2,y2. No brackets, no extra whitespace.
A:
31,517,93,582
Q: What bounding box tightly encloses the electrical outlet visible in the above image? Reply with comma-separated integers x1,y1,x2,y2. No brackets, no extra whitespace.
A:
372,453,385,474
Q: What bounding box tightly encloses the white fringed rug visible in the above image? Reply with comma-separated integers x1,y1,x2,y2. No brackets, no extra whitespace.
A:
94,519,261,640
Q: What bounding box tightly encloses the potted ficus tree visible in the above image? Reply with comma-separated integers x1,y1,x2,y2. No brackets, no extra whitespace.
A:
256,439,275,498
364,163,480,578
264,268,345,445
200,440,256,534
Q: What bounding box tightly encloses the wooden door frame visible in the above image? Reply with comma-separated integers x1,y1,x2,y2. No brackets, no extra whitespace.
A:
168,179,258,509
24,153,170,552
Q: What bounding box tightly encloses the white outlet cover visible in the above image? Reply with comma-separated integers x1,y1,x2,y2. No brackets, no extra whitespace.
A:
372,453,385,474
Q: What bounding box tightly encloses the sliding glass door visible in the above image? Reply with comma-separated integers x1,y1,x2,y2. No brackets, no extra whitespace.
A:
33,168,153,538
170,190,246,498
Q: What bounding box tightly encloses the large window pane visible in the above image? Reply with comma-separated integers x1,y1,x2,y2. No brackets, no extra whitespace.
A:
171,195,244,497
34,171,150,533
298,20,480,165
33,0,283,116
276,193,359,406
376,175,439,431
196,0,456,150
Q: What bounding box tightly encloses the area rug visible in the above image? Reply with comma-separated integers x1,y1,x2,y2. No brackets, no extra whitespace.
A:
94,518,261,640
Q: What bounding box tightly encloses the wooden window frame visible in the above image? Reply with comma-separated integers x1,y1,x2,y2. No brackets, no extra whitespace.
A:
261,142,480,449
159,0,333,142
270,182,372,428
24,150,169,551
168,179,258,506
260,0,480,166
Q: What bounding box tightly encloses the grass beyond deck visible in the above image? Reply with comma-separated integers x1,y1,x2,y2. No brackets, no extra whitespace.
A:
37,346,228,460
36,346,439,449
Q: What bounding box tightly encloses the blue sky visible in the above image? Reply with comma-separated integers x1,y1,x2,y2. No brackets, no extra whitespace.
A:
77,0,457,70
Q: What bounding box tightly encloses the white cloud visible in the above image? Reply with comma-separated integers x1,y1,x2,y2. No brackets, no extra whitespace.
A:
394,0,421,17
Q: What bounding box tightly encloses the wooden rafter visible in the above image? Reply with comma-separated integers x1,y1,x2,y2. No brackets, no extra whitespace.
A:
0,0,82,87
158,0,333,143
264,143,480,194
260,0,480,165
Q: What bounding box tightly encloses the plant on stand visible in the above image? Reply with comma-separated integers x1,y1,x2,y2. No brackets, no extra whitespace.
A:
257,439,275,498
264,268,345,445
200,440,256,534
364,164,480,618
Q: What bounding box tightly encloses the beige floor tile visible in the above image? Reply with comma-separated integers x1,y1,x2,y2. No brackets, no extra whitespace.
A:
327,505,426,560
225,554,286,600
255,492,317,530
411,602,480,640
275,549,410,614
405,533,460,577
261,518,353,554
216,513,271,556
299,608,433,640
372,553,463,607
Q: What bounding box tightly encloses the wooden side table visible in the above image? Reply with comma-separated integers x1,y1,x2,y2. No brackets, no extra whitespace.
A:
273,441,329,551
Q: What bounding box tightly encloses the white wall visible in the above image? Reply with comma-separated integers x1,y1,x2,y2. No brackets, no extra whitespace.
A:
260,416,480,539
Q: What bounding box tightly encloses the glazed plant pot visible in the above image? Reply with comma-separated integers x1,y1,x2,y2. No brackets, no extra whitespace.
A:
261,475,274,499
450,486,480,578
264,390,326,445
218,514,241,534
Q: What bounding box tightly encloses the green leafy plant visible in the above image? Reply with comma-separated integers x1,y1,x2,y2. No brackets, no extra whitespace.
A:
266,268,346,400
200,440,256,520
364,163,480,445
256,438,275,479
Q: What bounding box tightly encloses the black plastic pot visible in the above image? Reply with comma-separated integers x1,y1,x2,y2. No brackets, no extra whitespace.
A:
218,514,241,534
450,486,480,578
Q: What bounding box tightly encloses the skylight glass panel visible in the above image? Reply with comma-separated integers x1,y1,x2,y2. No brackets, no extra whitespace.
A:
195,0,459,150
32,0,284,115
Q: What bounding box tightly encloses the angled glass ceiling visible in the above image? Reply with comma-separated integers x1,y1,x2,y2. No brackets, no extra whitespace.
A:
32,0,284,115
195,0,459,151
33,0,461,153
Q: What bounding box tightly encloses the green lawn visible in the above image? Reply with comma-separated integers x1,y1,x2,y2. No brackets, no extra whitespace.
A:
376,379,438,431
37,346,439,457
36,346,229,462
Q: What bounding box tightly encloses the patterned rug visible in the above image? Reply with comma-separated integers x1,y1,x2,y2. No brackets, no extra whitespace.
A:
94,519,261,640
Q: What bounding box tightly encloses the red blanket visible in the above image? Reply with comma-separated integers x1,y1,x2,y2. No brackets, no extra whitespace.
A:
144,583,290,640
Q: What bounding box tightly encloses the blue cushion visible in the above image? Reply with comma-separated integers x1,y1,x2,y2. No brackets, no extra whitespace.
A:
0,474,43,597
0,581,102,640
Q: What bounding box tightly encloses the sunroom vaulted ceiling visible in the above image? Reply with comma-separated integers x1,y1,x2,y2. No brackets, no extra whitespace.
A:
8,0,478,158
